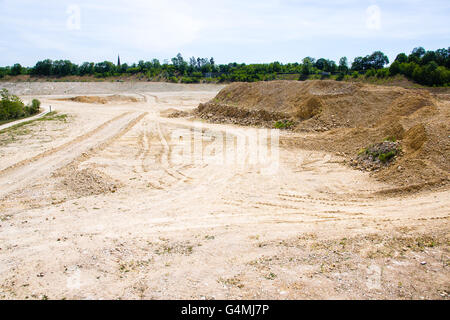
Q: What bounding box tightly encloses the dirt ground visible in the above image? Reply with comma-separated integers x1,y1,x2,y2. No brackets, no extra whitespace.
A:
0,82,448,300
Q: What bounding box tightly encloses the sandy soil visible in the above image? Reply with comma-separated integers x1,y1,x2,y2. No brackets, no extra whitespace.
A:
0,82,448,300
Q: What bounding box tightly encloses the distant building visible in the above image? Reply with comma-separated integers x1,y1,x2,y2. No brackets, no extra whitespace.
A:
117,55,121,68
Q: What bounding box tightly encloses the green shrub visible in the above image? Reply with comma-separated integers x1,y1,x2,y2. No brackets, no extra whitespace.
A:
384,136,397,142
0,89,40,121
181,77,199,84
274,119,294,129
31,99,41,112
376,68,389,78
336,73,345,81
0,89,25,120
365,69,376,78
378,151,396,163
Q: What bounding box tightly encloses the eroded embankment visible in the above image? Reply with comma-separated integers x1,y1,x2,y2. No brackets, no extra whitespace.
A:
195,80,450,189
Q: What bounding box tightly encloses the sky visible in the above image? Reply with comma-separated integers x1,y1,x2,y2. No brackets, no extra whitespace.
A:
0,0,449,67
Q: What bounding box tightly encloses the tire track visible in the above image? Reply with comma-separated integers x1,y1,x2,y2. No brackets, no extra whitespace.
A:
0,112,146,199
0,112,131,176
142,94,192,187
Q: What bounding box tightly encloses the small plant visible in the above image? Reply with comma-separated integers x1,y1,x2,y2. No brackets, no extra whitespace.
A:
378,150,396,163
274,119,294,129
351,140,401,171
357,148,367,155
265,272,277,280
384,136,397,142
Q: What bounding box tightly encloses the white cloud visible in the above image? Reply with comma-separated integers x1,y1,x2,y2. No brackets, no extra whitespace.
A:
80,0,203,51
366,5,382,31
0,0,449,65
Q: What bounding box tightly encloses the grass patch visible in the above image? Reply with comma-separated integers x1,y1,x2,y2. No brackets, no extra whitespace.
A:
384,136,397,142
0,114,33,126
378,151,397,163
0,111,68,135
38,112,68,122
0,111,69,146
274,119,295,129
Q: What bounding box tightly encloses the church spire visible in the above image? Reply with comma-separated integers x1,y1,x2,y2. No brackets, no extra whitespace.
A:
117,55,121,67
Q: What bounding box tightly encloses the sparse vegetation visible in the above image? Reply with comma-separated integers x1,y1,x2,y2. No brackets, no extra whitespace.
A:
265,272,277,280
351,141,401,171
274,119,295,129
0,111,69,147
0,111,68,134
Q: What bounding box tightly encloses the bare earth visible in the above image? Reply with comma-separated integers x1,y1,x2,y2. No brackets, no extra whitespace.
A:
0,82,448,300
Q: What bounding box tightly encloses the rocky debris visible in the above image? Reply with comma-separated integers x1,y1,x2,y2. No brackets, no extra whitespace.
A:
351,141,401,172
167,110,189,118
59,166,120,197
195,102,291,128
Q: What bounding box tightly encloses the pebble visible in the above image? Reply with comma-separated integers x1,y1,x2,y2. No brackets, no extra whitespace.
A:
420,261,427,265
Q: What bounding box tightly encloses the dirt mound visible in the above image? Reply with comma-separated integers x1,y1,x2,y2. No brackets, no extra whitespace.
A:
295,96,324,120
197,80,437,130
198,80,449,189
160,108,190,118
404,124,427,151
58,166,120,197
59,95,141,104
196,103,289,127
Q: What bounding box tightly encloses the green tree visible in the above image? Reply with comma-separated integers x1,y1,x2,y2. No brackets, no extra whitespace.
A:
301,57,314,77
94,61,116,75
351,56,369,71
367,51,389,69
411,47,426,58
338,57,349,74
10,63,23,76
32,59,53,76
53,60,76,76
394,53,408,63
79,62,94,75
389,61,401,75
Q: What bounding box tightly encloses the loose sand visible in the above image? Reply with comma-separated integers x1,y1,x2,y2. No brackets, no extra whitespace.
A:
0,82,448,300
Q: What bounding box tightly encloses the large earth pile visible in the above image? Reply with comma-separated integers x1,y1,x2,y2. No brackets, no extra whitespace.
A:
196,80,449,190
58,95,141,104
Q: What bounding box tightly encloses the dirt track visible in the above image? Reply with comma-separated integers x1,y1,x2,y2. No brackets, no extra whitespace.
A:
0,82,448,300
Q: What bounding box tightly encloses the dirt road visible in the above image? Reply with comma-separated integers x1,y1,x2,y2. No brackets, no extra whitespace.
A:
0,83,448,300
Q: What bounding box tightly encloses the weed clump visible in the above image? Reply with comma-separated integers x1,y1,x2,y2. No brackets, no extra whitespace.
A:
351,140,401,171
274,119,295,129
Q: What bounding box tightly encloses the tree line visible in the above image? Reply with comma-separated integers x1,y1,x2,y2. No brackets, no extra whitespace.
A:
0,47,448,86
